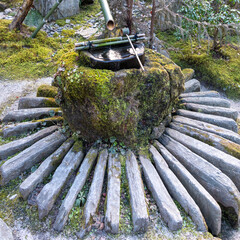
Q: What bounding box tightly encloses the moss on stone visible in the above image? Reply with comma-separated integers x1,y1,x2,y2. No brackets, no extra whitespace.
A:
55,49,184,147
182,68,195,82
37,84,58,98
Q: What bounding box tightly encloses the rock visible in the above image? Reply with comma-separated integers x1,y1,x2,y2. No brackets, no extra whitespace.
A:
159,133,240,224
65,19,71,24
182,103,238,121
2,108,62,123
180,97,231,108
104,154,121,234
4,8,11,14
176,109,238,132
0,131,66,186
56,49,184,146
150,144,208,232
184,79,200,93
182,68,195,82
0,126,58,161
172,115,240,145
165,128,240,191
180,91,220,99
53,147,98,231
126,151,149,232
0,117,63,138
170,122,240,159
37,85,58,98
84,149,108,226
151,114,172,139
34,0,80,21
0,2,7,11
75,27,98,39
139,153,182,231
18,97,58,109
158,137,221,235
37,141,84,220
0,218,14,240
19,138,74,200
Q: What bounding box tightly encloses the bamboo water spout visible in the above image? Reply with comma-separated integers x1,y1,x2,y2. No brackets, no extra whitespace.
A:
98,0,115,30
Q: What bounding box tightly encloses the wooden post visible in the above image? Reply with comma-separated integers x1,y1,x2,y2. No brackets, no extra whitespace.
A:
9,0,34,30
149,0,156,49
126,0,133,34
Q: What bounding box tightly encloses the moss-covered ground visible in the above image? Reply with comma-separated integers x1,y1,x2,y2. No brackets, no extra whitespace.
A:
0,0,102,80
156,31,240,98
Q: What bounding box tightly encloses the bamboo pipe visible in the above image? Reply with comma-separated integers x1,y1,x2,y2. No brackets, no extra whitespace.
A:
98,0,115,30
75,34,145,47
31,0,64,38
75,37,146,51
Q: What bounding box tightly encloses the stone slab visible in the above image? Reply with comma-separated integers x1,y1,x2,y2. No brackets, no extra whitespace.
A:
18,97,58,109
0,117,63,138
159,134,240,224
53,147,98,231
104,154,121,234
165,128,240,191
157,137,221,235
184,79,200,93
19,138,74,200
139,154,182,231
176,109,238,132
180,91,220,99
150,144,207,232
126,151,149,232
2,108,62,122
84,149,108,226
0,131,66,185
0,218,14,240
180,97,231,108
170,122,240,159
172,115,240,145
183,103,238,121
0,126,58,161
37,141,84,220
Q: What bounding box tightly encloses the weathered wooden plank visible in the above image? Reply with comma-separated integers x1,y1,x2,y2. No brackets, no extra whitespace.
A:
165,128,240,191
0,126,58,161
180,97,231,108
18,97,58,109
156,139,221,235
53,147,98,231
159,134,240,225
150,144,207,232
183,103,238,121
0,131,66,185
19,138,74,200
37,141,84,220
2,108,62,122
126,150,149,232
172,115,240,145
139,153,182,231
0,117,63,138
176,109,238,132
104,153,121,234
170,122,240,159
84,149,108,226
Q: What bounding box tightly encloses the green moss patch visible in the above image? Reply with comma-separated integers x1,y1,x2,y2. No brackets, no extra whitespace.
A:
37,84,58,98
157,31,240,98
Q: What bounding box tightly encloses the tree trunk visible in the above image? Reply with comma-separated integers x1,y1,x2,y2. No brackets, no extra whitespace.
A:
9,0,34,31
149,0,156,49
126,0,133,34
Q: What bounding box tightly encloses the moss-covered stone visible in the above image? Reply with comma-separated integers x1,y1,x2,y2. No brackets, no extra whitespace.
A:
37,84,58,98
55,49,184,147
182,68,195,82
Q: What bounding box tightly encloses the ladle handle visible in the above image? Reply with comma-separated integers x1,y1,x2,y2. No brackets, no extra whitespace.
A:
126,34,145,72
